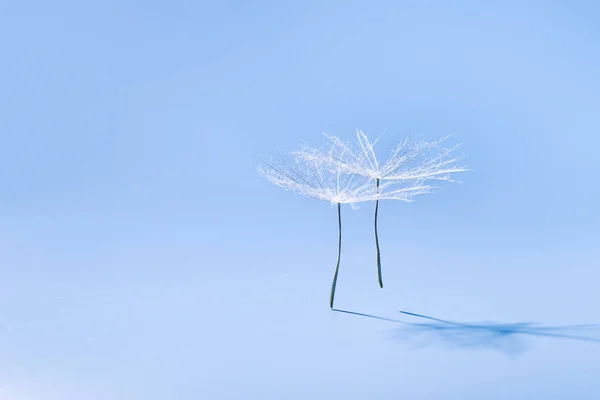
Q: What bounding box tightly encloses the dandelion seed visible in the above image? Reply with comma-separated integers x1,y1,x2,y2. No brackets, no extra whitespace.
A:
295,130,468,289
258,141,422,308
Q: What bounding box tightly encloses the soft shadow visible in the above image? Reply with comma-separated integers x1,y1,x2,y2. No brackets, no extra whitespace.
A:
332,308,600,355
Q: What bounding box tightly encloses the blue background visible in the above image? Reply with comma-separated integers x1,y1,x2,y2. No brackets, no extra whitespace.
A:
1,1,599,398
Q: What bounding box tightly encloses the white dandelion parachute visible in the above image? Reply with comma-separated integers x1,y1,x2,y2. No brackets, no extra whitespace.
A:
258,137,438,308
295,130,468,290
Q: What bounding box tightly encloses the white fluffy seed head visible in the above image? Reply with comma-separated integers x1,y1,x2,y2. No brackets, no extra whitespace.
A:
293,130,468,200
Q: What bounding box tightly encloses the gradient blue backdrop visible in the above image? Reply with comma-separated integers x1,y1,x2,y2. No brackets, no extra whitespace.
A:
1,1,599,399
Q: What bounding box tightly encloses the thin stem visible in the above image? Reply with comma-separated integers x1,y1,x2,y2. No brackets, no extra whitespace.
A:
329,203,342,309
375,178,383,288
